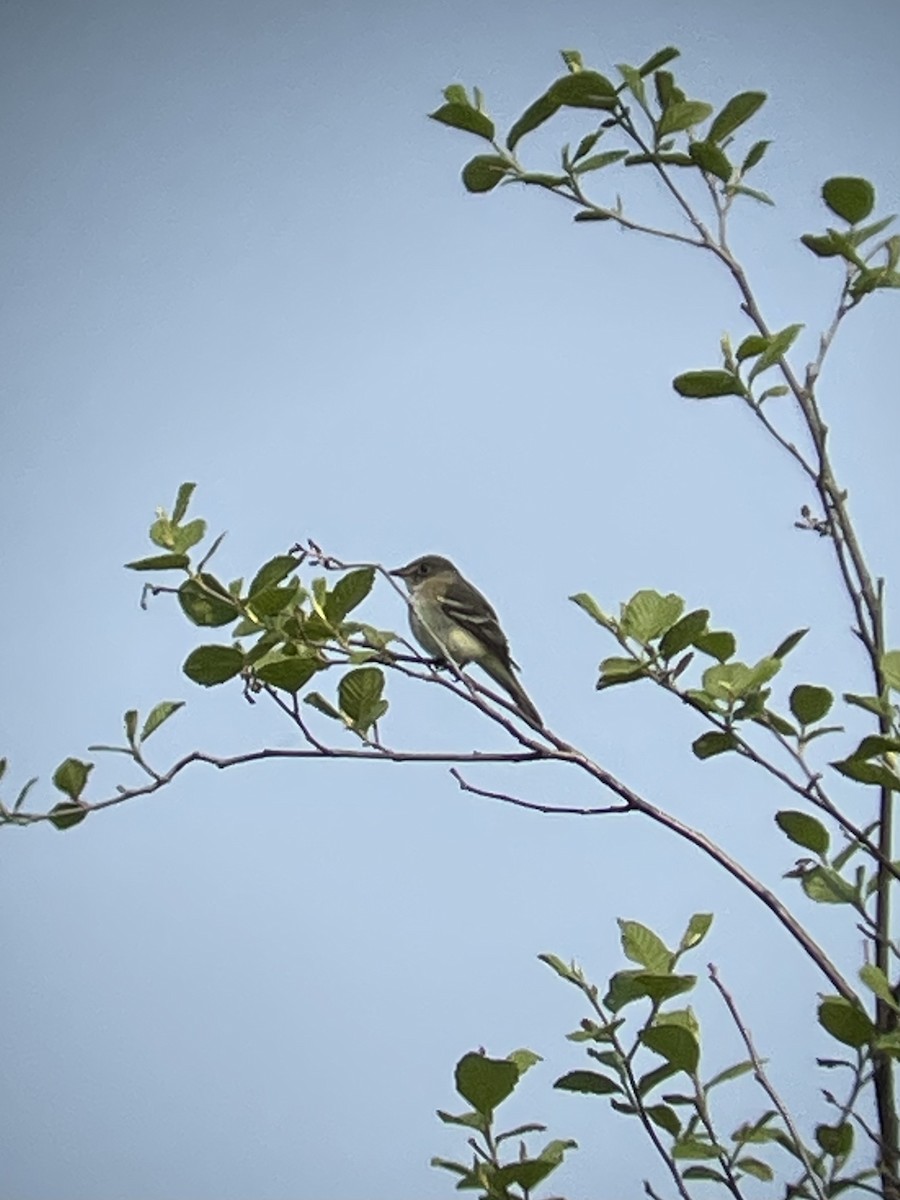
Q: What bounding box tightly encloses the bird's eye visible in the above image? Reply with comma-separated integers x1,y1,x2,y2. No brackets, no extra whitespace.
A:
417,562,429,578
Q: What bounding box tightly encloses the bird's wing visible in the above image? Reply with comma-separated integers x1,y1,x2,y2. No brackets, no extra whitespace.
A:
440,577,517,667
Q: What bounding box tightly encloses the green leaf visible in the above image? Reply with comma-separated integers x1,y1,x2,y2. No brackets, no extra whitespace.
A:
846,214,896,246
705,1059,754,1089
772,628,808,659
678,913,713,952
171,518,206,555
735,334,768,362
674,1140,724,1161
775,810,829,855
638,46,680,76
729,183,774,206
653,70,684,112
249,581,300,618
633,973,697,1003
693,630,735,662
178,576,240,627
442,83,469,105
574,150,629,174
538,952,583,985
688,140,732,181
429,102,494,140
461,154,509,193
646,1104,682,1136
560,48,583,73
747,323,804,383
708,92,766,143
572,130,602,161
255,656,319,694
701,662,755,701
616,63,647,108
657,100,713,137
435,1108,486,1131
659,609,708,658
822,176,875,224
673,370,743,399
140,700,185,742
182,645,244,687
844,691,892,718
596,659,647,690
816,1122,853,1158
551,71,618,109
626,151,694,167
171,482,196,524
831,756,900,790
859,964,900,1012
49,801,88,830
641,1025,700,1074
637,1062,679,1098
125,553,190,571
682,1166,728,1181
742,140,770,173
248,555,299,598
692,730,738,760
338,666,386,728
569,593,611,626
801,866,858,905
507,92,561,151
618,919,673,972
304,691,342,721
789,684,833,725
455,1052,519,1116
881,650,900,692
621,590,684,642
818,996,876,1048
122,709,138,745
326,568,375,624
554,1069,621,1095
573,209,615,223
52,757,93,801
507,1047,541,1075
737,1156,774,1182
604,969,650,1011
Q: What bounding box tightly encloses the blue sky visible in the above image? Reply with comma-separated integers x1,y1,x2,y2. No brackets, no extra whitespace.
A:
2,1,899,1196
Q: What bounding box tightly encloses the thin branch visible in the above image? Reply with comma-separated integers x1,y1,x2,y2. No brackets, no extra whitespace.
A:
708,963,827,1200
449,767,630,816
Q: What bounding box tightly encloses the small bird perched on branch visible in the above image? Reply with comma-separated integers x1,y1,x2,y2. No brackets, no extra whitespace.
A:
390,554,542,729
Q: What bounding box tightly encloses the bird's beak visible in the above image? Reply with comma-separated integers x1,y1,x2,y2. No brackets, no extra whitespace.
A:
389,563,412,578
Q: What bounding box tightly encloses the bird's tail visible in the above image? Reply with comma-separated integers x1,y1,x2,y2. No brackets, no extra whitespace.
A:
481,656,543,729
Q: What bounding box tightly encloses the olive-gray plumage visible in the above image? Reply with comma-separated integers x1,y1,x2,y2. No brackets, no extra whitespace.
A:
390,555,542,727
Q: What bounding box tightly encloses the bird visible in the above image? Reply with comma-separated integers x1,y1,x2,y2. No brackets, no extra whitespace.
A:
390,554,542,728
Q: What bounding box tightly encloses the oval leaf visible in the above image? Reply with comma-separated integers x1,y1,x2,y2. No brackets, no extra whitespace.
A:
554,1069,621,1095
140,701,185,742
618,919,673,972
429,103,494,141
183,645,244,687
673,370,743,399
775,810,830,855
657,100,713,137
822,176,875,225
789,684,833,725
640,1025,700,1074
817,996,875,1048
255,657,319,694
455,1052,519,1116
462,155,509,194
178,576,240,627
708,92,766,143
125,553,190,572
52,757,93,801
326,567,376,623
